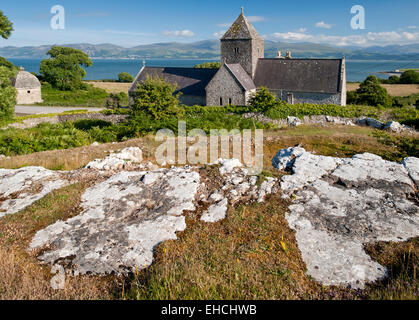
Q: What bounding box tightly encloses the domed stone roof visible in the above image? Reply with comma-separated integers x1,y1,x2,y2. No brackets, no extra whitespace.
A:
13,67,41,89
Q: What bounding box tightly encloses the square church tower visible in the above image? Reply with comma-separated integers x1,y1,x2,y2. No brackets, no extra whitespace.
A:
220,8,264,78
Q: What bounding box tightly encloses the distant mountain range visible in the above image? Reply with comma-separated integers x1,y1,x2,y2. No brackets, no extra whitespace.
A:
1,40,418,60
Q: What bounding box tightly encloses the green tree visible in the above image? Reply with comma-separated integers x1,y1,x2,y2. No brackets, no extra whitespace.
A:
194,62,221,69
106,92,127,109
248,87,278,111
131,76,183,120
0,56,17,71
118,72,134,83
382,75,400,84
0,66,17,125
0,10,13,39
40,46,93,91
351,75,393,107
399,70,419,84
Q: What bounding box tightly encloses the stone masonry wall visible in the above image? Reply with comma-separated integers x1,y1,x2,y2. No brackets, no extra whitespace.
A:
206,65,246,106
16,88,43,105
270,89,342,105
179,95,206,106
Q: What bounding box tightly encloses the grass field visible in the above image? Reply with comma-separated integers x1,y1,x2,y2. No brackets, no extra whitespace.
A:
347,83,419,97
0,125,417,300
86,81,131,94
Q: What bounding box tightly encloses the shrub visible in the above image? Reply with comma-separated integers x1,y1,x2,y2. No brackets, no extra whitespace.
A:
349,75,393,108
106,92,128,109
0,56,17,71
194,62,221,69
248,87,278,112
0,123,91,156
118,72,134,83
381,75,400,84
130,76,183,120
73,119,113,131
399,70,419,84
0,66,16,125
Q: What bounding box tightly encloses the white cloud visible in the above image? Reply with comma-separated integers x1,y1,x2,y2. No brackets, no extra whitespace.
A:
407,26,418,29
214,30,226,38
217,22,231,27
268,30,419,47
105,30,154,37
296,28,307,33
271,32,312,41
162,30,195,37
315,21,332,29
247,16,267,23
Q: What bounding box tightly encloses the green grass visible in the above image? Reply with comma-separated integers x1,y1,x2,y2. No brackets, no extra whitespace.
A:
37,84,117,108
14,110,90,122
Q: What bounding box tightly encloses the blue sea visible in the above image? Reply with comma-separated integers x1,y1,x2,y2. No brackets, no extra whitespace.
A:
9,58,419,83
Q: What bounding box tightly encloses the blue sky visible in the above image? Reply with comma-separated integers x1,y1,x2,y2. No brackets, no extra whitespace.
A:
1,0,418,47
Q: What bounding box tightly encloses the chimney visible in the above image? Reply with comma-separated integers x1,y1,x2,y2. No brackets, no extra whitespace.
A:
285,51,292,59
276,50,283,59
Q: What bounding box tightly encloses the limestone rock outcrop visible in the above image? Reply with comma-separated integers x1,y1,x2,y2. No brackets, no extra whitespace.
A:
0,167,71,218
29,167,200,275
273,147,419,288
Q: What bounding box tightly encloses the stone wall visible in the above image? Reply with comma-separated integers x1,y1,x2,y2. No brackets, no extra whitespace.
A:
221,38,263,77
16,88,43,105
270,89,343,105
206,65,247,106
8,113,129,129
340,59,347,106
179,95,206,106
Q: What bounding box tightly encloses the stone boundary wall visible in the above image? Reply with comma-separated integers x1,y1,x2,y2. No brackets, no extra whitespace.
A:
8,113,129,130
242,113,415,133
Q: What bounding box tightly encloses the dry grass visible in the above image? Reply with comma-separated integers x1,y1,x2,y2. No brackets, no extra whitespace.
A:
364,239,418,300
0,125,417,300
0,125,404,171
0,135,158,171
87,81,131,94
126,197,361,300
347,83,419,97
0,182,121,300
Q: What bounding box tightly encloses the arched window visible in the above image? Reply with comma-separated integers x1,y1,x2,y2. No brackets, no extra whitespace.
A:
228,98,232,105
220,97,223,106
234,47,239,55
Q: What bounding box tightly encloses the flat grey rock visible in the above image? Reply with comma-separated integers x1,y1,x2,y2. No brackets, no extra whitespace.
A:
29,167,200,275
274,147,419,288
0,167,70,218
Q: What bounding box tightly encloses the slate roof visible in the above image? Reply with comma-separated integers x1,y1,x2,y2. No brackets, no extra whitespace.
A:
130,67,218,97
225,63,256,91
12,69,41,89
221,13,263,41
254,59,344,94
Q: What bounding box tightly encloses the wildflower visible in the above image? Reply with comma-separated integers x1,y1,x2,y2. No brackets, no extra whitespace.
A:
280,235,287,253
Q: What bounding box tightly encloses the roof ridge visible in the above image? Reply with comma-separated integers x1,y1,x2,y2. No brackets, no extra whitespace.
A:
225,63,256,91
222,13,262,40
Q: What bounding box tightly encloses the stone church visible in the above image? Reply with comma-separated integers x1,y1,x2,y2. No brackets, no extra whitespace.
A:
129,10,346,106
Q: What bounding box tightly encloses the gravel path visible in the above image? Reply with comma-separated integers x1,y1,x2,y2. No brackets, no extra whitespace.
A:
15,106,105,115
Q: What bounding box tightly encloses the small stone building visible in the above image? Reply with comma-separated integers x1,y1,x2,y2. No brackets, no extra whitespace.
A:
130,9,346,106
12,67,43,105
